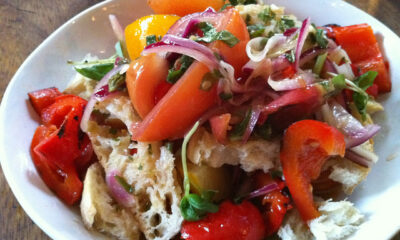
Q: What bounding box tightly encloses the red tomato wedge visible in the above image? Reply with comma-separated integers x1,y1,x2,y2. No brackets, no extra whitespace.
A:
332,24,391,93
209,113,231,144
280,120,345,222
131,8,250,141
181,201,265,240
126,53,170,119
28,87,62,115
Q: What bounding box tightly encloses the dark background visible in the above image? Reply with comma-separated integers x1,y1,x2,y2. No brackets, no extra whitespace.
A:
0,0,399,239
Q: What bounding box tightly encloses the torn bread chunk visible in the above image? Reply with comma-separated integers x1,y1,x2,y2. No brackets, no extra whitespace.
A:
187,127,280,172
85,91,183,240
278,200,364,240
81,163,141,240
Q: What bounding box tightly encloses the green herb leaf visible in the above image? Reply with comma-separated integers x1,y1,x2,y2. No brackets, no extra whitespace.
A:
278,18,295,32
285,50,295,63
220,3,232,11
146,35,158,46
228,0,256,5
74,63,114,81
196,22,239,47
247,24,266,38
165,141,174,153
258,7,276,24
331,74,346,90
313,52,328,76
354,71,377,90
114,175,134,194
167,55,194,84
108,73,126,92
312,24,328,49
230,109,252,141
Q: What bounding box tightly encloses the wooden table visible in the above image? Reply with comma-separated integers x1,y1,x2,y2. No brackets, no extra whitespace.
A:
0,0,399,239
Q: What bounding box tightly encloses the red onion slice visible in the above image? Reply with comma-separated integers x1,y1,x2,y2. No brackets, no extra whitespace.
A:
167,7,218,37
246,35,287,62
294,17,311,71
267,70,315,91
299,47,326,67
321,101,381,148
143,35,219,70
345,149,372,168
241,97,263,143
247,182,279,199
80,64,128,132
106,170,135,207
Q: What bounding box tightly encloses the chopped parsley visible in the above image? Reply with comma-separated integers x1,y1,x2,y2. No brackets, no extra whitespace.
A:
247,24,266,38
108,72,126,92
312,24,328,49
114,175,134,194
277,17,295,32
258,7,276,24
285,50,295,63
195,22,239,47
167,55,194,84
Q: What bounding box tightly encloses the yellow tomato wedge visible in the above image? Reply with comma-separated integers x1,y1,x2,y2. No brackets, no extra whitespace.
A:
125,15,180,59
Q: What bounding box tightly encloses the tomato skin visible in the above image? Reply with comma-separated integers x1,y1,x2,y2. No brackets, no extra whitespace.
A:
332,24,391,93
280,120,345,222
132,8,250,141
209,113,231,144
126,54,170,119
181,201,265,240
28,87,62,115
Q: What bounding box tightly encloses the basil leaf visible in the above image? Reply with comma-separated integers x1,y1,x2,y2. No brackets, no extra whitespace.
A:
258,7,276,24
180,196,202,221
108,73,126,92
312,24,328,49
331,74,346,90
216,30,239,47
167,55,194,84
278,18,295,32
247,24,266,38
74,63,114,81
230,109,252,141
196,22,239,47
114,175,134,194
146,35,158,46
354,71,377,90
285,50,295,63
353,91,369,119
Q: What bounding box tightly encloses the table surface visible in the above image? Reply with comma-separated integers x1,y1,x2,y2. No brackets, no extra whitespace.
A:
0,0,400,239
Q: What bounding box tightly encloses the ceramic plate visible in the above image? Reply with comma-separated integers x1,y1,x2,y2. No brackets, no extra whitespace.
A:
1,0,399,239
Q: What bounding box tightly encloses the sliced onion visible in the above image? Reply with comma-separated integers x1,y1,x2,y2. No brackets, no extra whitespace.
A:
351,145,379,163
80,64,128,132
272,55,291,72
329,46,352,65
267,70,315,91
294,17,311,71
299,47,325,67
246,35,287,62
219,60,245,93
244,58,273,91
345,149,372,168
333,62,355,80
109,14,124,42
106,170,135,207
321,101,380,148
143,34,219,70
324,58,337,74
247,182,279,199
284,27,298,37
242,97,263,143
167,7,218,37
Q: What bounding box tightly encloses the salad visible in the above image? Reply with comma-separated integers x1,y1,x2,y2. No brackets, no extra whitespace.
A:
27,0,391,239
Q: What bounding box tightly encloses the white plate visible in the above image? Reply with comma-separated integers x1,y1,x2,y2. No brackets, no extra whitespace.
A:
1,0,399,239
